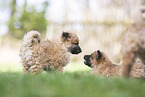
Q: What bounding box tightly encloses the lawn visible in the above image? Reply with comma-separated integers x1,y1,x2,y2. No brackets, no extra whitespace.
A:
0,62,145,97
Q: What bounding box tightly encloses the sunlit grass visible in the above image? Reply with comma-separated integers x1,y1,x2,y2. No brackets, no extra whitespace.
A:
0,63,22,72
0,61,90,73
64,61,91,73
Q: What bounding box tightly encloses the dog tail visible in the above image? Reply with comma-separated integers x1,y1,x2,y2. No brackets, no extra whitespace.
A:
23,30,41,47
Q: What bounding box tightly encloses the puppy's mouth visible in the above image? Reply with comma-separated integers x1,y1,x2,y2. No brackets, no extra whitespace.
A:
84,60,89,65
84,55,92,67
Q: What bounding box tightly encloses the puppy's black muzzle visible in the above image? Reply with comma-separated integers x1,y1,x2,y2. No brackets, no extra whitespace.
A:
84,55,92,67
71,45,82,54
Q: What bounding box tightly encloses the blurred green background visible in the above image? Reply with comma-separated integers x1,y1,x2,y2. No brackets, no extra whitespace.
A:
0,0,144,72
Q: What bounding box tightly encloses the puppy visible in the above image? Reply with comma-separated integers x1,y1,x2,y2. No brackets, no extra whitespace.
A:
122,23,145,77
19,31,82,74
121,9,145,77
84,50,144,78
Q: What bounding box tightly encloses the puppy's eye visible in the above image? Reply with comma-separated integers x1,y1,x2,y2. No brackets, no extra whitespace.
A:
31,39,34,43
74,43,79,45
34,35,38,38
38,39,40,43
90,56,93,59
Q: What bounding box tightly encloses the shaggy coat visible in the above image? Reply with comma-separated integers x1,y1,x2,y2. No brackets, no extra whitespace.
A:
19,31,82,74
84,50,144,78
122,22,145,77
121,9,145,77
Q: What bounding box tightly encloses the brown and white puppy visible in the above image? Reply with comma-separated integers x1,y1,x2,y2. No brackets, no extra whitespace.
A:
19,31,82,74
84,50,144,78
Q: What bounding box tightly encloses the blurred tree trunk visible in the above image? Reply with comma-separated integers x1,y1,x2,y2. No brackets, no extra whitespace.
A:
8,0,16,37
11,0,16,16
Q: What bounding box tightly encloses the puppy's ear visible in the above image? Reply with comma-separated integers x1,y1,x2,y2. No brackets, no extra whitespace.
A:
62,32,70,40
96,50,102,61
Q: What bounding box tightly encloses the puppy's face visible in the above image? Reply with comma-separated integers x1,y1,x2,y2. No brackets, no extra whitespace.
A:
84,50,102,67
61,32,82,54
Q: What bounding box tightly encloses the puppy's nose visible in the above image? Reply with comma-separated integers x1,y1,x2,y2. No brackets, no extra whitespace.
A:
84,55,90,60
77,46,82,53
84,55,87,60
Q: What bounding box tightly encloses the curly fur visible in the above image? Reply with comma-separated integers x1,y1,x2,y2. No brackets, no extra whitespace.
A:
19,31,82,74
19,31,41,74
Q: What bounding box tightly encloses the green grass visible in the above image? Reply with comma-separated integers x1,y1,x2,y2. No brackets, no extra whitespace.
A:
0,72,145,97
0,63,145,97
